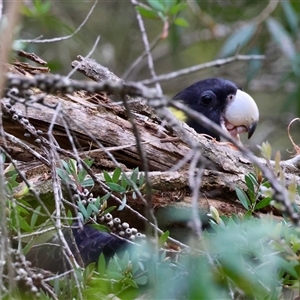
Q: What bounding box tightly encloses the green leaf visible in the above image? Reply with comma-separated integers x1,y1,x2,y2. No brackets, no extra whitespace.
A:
101,206,116,216
174,17,189,27
90,223,110,233
123,278,138,288
130,167,139,185
138,172,145,187
254,197,272,210
84,158,94,167
147,0,165,13
169,3,187,15
68,159,77,175
78,201,88,219
158,230,169,247
136,6,158,19
61,160,71,174
121,173,130,189
134,275,148,285
67,210,73,225
30,206,41,228
106,182,126,193
56,168,71,183
235,187,250,210
97,253,106,275
88,203,100,213
161,0,176,10
100,193,111,203
19,218,32,232
86,206,92,219
103,171,112,183
112,167,122,183
266,17,297,61
276,257,298,278
81,178,94,187
219,23,258,57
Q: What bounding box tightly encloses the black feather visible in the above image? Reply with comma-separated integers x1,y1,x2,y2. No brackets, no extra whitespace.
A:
26,224,127,273
173,78,238,140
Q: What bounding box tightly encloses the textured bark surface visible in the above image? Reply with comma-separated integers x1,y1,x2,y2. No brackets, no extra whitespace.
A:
3,59,300,227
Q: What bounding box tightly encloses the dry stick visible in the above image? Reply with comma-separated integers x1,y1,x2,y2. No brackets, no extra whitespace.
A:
17,0,98,44
61,113,189,249
131,0,163,95
4,131,50,166
121,93,158,241
3,97,188,249
139,54,265,85
46,108,83,298
130,0,163,244
122,33,163,80
6,70,297,225
67,35,101,79
188,150,204,238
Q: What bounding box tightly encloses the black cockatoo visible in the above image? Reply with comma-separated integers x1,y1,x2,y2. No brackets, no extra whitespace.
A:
26,78,259,273
26,223,128,274
173,78,259,141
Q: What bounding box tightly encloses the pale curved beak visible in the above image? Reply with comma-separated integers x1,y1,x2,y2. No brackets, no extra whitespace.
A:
224,89,259,139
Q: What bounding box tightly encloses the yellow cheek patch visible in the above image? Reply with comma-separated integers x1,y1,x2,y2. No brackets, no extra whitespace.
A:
168,107,187,122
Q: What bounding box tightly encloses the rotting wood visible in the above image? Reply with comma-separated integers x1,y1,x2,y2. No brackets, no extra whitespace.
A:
2,60,300,226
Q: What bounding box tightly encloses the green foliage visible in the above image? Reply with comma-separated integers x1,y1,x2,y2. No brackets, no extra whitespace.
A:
78,194,111,223
219,23,258,58
78,217,300,300
57,158,94,192
235,172,272,213
20,0,73,34
103,167,145,211
136,0,188,27
236,142,299,216
82,251,145,299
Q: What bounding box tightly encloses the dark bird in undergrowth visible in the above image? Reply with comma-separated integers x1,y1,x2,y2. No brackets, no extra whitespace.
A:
26,78,259,274
26,223,128,274
173,78,259,141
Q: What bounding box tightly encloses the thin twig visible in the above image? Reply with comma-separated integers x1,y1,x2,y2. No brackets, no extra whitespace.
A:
17,0,98,44
67,35,101,79
130,0,162,96
188,150,204,238
139,54,265,85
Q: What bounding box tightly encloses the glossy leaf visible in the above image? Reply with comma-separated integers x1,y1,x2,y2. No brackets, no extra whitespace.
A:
147,0,165,13
219,23,257,57
174,17,189,27
30,206,41,228
103,171,112,183
134,275,148,285
136,6,158,19
254,197,271,210
97,253,106,275
235,187,250,210
106,182,126,193
112,167,121,183
169,2,187,15
158,230,169,247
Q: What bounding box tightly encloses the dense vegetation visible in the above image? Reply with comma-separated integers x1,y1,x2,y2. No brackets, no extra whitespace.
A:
1,1,300,299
